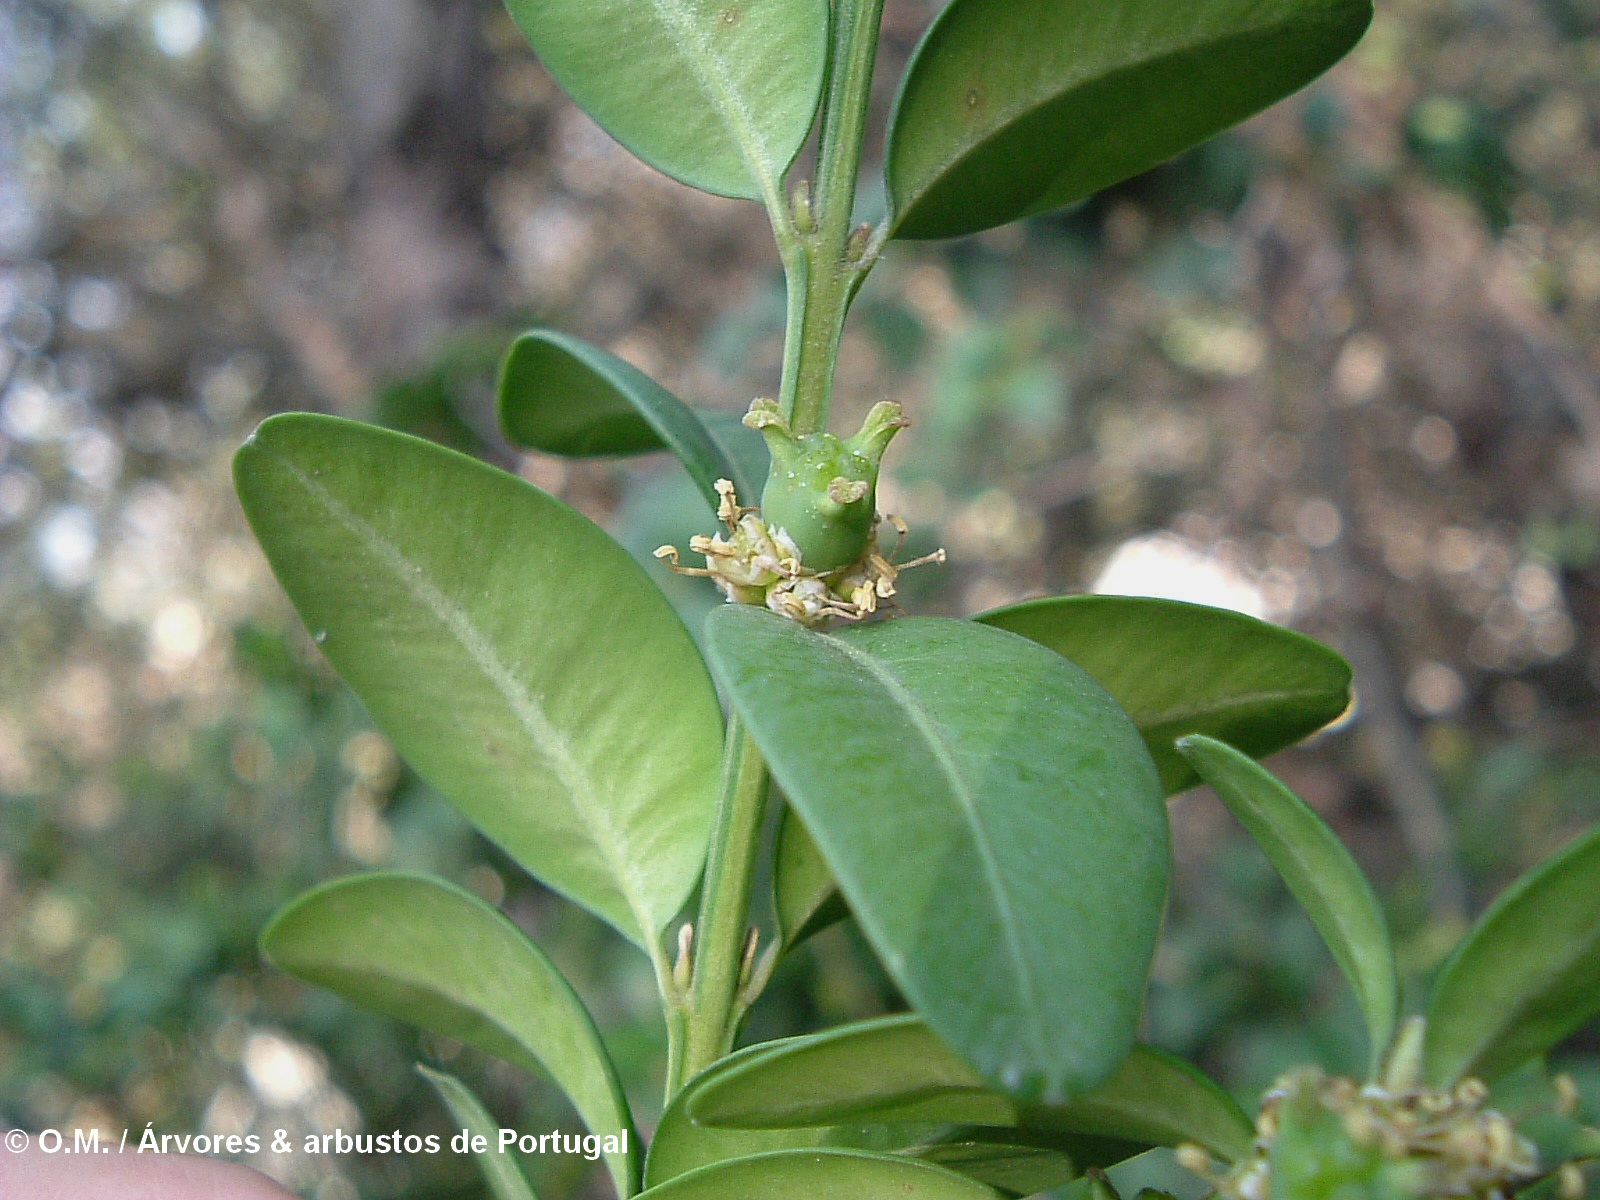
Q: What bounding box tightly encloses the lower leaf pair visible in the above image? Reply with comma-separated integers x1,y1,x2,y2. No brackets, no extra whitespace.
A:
645,1014,1252,1198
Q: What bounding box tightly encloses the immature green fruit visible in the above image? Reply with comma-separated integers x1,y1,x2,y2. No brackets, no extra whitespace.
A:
654,476,946,627
745,399,909,572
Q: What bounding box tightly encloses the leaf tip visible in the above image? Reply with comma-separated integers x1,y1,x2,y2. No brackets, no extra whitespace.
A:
1174,732,1226,763
256,902,294,970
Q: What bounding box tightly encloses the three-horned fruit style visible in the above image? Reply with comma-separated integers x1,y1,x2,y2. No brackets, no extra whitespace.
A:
654,399,944,626
744,398,907,573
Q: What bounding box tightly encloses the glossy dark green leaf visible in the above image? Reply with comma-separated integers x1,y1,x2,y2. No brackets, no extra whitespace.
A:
235,414,722,946
638,1149,1003,1199
1176,736,1396,1071
418,1066,542,1200
263,874,635,1196
772,805,850,951
497,331,760,510
976,597,1352,794
884,0,1373,239
500,0,827,201
704,609,1170,1102
1424,825,1600,1086
687,1015,1252,1163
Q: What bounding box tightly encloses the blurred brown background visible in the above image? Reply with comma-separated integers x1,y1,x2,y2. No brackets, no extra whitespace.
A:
2,0,1599,1195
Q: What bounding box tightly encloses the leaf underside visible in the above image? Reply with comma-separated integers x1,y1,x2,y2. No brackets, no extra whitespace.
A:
263,873,636,1196
500,0,828,200
235,414,722,947
772,804,851,950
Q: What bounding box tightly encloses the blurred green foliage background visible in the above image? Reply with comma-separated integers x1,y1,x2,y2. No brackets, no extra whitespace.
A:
2,0,1600,1196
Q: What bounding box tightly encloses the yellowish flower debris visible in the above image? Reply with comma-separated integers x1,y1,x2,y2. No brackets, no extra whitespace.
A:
1191,1063,1588,1200
655,477,945,627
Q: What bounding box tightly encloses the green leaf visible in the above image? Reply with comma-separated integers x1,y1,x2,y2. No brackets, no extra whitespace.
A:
1069,1169,1130,1200
497,330,761,510
500,0,827,201
687,1015,1252,1163
703,609,1170,1102
772,805,850,952
1176,736,1397,1071
688,1015,1008,1128
646,1041,834,1188
638,1149,1004,1199
976,597,1352,794
649,1034,1075,1193
884,0,1373,239
418,1066,542,1200
263,873,636,1196
235,414,722,947
911,1137,1081,1198
1424,825,1600,1086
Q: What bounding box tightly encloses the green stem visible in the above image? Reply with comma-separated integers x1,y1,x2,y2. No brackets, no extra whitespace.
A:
664,0,886,1104
663,1000,687,1104
779,0,886,435
673,717,771,1095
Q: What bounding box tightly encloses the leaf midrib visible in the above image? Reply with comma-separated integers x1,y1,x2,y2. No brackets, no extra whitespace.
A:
829,635,1048,1068
272,453,656,944
648,0,777,202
